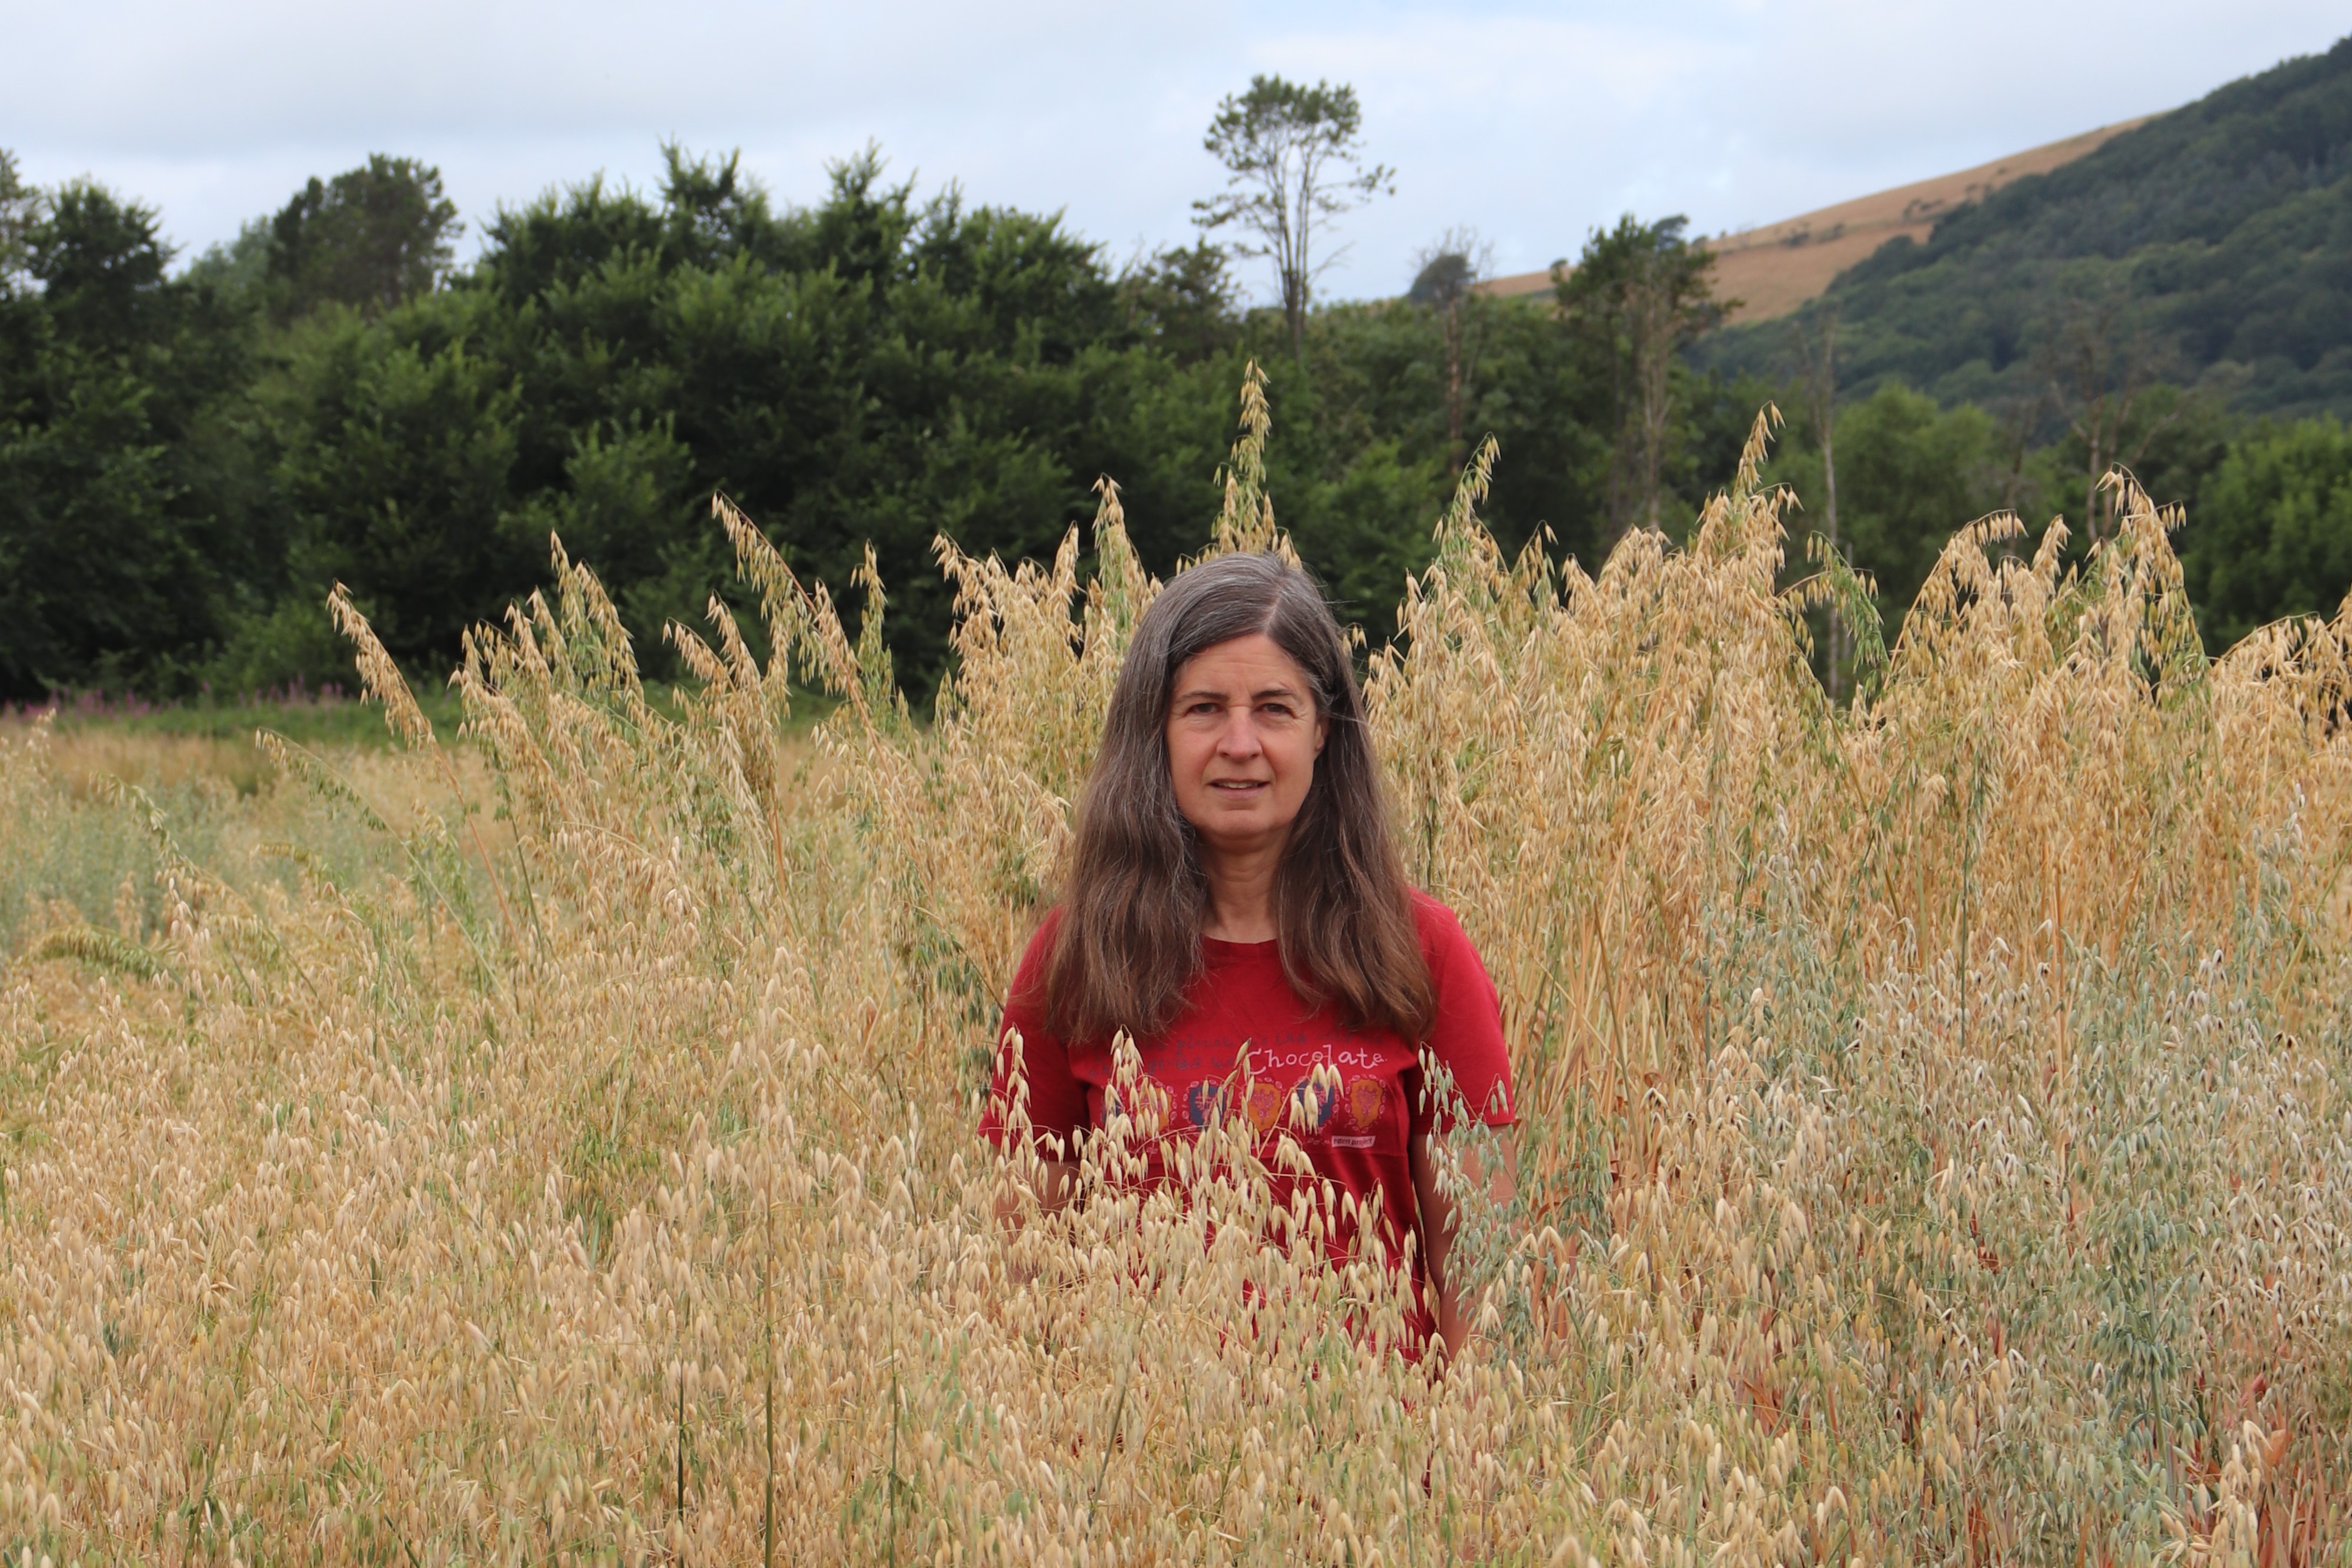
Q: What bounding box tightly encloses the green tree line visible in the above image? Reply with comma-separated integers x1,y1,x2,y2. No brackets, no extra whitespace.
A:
4,131,2350,703
1761,359,2352,671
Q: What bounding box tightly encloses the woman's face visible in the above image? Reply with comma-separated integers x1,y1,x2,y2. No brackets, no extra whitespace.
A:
1164,633,1329,859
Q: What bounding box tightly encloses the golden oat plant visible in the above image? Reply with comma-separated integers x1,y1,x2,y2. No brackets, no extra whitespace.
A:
1,365,2347,1564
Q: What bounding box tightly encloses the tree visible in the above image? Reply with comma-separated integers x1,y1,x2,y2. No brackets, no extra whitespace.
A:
1194,75,1393,358
2177,415,2352,651
0,179,258,698
1120,239,1242,365
1409,228,1493,471
0,138,1633,697
185,217,274,299
2033,273,2183,546
1557,215,1728,539
1792,308,1846,691
1769,382,1997,640
32,180,176,350
0,149,38,295
1835,385,1997,624
267,154,461,319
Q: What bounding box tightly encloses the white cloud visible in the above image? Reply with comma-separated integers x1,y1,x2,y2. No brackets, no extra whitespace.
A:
4,0,2343,297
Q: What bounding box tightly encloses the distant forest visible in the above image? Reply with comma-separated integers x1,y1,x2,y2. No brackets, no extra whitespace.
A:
5,33,2352,702
1706,33,2352,653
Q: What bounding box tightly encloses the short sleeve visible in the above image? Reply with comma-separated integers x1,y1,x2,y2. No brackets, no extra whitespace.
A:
977,910,1090,1158
1406,894,1517,1136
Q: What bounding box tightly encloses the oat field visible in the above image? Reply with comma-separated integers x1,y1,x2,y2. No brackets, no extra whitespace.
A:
2,383,2347,1564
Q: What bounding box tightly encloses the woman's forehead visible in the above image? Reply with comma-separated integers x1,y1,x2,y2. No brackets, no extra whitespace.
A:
1171,633,1312,693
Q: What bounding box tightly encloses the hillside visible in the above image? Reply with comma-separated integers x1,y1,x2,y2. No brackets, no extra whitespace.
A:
1698,34,2352,416
1483,119,2145,322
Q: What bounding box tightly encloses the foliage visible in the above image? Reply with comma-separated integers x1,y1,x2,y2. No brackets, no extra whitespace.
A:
1117,238,1244,365
1769,380,2002,628
252,146,1553,687
182,215,274,299
0,149,36,291
263,153,461,320
8,75,2352,704
2180,413,2352,647
1275,292,1611,576
0,178,263,698
3,400,2348,1561
1702,33,2352,420
268,292,536,662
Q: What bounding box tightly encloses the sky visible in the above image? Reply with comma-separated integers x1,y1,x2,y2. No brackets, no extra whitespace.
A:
6,1,2347,304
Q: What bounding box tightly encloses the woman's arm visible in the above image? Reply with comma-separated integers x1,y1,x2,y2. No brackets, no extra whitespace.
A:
979,922,1088,1221
1409,1126,1519,1362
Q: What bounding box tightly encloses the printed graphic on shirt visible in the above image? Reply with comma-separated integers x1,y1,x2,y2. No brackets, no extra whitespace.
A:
1121,1067,1401,1151
1074,1015,1418,1156
1287,1076,1339,1134
1100,1077,1172,1130
1325,1075,1386,1148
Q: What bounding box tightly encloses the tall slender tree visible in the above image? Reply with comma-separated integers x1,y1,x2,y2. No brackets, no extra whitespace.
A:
1795,309,1845,693
2033,276,2182,546
1194,75,1393,359
1409,228,1493,472
1556,215,1726,539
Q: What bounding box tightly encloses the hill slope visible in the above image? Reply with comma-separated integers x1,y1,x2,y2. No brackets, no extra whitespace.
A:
1484,119,2145,322
1698,34,2352,416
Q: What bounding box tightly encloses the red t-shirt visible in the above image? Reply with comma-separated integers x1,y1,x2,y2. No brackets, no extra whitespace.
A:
978,891,1515,1342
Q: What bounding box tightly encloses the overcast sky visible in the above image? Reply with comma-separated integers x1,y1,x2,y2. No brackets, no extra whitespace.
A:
7,1,2346,302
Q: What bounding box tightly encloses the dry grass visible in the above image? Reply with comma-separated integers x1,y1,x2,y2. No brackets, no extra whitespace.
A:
1,377,2347,1565
21,731,275,798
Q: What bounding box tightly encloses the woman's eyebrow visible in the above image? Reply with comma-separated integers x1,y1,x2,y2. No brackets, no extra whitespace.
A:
1172,681,1303,704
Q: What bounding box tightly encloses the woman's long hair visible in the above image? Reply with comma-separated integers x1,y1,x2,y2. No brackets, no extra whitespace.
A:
1041,552,1435,1042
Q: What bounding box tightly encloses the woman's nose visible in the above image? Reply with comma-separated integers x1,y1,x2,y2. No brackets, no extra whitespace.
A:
1216,711,1262,756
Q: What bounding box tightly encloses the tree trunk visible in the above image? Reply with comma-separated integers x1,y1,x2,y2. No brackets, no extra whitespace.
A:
1443,300,1465,470
1822,413,1843,698
2084,403,2106,547
1812,320,1842,698
1636,286,1672,534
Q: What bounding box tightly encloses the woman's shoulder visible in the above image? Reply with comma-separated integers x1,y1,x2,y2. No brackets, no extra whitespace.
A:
1010,907,1066,991
1402,890,1510,1121
1406,888,1469,947
1023,905,1067,952
1406,889,1489,973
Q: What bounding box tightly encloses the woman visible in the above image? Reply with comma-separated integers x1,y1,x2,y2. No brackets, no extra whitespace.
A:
979,551,1517,1359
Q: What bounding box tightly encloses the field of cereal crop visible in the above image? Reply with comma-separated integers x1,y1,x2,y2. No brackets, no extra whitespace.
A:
2,376,2346,1564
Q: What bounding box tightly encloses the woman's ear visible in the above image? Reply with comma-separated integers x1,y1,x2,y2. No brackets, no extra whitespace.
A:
1314,712,1329,755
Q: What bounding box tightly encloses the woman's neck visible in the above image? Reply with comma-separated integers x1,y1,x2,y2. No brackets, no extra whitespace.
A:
1199,838,1283,943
